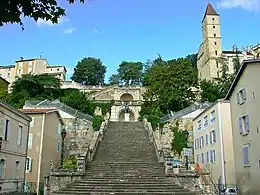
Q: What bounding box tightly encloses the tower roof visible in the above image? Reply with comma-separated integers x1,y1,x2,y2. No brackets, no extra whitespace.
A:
202,3,219,22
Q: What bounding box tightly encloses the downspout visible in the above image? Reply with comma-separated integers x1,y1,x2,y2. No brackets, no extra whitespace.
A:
24,118,30,189
37,113,45,194
217,102,226,186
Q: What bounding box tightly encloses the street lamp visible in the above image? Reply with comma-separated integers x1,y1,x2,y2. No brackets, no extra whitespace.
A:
184,130,189,170
60,128,67,169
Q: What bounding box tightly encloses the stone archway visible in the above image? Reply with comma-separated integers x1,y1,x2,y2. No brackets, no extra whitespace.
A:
120,93,134,101
118,110,135,122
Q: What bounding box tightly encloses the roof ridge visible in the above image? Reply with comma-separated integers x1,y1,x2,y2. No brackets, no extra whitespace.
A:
202,3,219,22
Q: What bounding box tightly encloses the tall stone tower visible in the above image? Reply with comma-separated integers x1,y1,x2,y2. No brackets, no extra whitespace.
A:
197,4,222,81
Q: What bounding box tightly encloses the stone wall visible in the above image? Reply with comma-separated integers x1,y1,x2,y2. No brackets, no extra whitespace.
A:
44,116,110,195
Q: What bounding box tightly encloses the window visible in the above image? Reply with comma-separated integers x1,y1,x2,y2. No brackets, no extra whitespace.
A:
214,42,217,46
212,18,215,21
197,120,202,131
217,71,220,78
206,151,209,163
28,133,33,149
7,73,10,78
243,144,250,166
211,129,216,143
15,161,20,179
237,88,246,104
197,154,200,162
210,110,216,124
18,69,21,74
0,159,5,179
57,68,59,71
215,50,218,55
17,126,22,146
210,150,216,163
201,153,204,163
57,140,60,152
206,134,208,145
203,116,208,128
30,117,34,127
239,114,250,135
213,25,215,29
4,119,9,141
214,33,216,37
195,138,198,150
26,157,32,172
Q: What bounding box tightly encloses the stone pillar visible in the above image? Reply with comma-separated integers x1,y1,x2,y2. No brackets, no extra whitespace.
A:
124,113,130,122
77,153,87,172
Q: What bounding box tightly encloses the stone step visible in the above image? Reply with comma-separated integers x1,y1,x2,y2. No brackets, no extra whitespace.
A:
53,192,198,195
74,181,175,184
70,184,181,188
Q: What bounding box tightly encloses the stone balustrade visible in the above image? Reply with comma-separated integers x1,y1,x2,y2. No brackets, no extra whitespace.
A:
143,119,202,194
44,116,110,195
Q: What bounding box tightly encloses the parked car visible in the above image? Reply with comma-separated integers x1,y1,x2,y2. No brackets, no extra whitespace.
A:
220,188,237,195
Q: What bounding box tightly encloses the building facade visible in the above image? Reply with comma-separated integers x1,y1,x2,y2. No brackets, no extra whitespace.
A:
197,4,254,81
225,59,260,195
193,100,236,187
0,100,31,193
20,108,64,194
0,57,67,89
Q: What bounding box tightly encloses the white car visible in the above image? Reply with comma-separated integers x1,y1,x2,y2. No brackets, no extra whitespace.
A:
220,188,238,195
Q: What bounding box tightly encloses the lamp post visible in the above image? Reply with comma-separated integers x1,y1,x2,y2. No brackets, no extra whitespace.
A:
60,128,67,169
184,130,189,170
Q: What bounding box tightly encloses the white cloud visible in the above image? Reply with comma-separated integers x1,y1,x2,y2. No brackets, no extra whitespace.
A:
36,17,69,27
217,0,260,11
64,28,76,34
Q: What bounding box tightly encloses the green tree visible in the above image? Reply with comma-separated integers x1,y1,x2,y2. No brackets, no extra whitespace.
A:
117,61,144,85
108,74,120,85
186,53,198,67
200,79,222,102
71,57,106,85
171,120,188,156
0,0,85,29
144,57,198,113
233,54,241,74
0,79,9,102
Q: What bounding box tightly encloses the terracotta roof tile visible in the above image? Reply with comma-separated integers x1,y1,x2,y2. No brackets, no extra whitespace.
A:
20,108,57,114
202,3,219,21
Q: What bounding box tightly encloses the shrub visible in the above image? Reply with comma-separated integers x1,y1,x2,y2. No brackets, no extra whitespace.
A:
92,115,105,131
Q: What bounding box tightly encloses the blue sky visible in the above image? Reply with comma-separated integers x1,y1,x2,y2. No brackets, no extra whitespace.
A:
0,0,259,81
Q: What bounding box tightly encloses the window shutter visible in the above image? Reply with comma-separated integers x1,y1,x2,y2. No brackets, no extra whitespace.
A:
30,117,34,127
0,116,4,137
29,158,32,172
206,134,208,145
213,130,216,143
201,153,204,163
243,146,249,166
210,150,213,163
28,133,33,149
57,124,61,136
206,151,209,163
213,150,216,162
210,132,212,144
236,92,240,104
242,88,247,100
202,136,204,147
239,117,243,134
245,115,250,132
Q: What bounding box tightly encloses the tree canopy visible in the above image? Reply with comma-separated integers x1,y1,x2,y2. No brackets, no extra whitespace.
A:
0,0,86,29
108,61,144,85
144,56,198,113
71,57,106,85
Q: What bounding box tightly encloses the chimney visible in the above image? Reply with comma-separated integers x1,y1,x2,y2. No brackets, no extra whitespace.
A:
20,57,24,60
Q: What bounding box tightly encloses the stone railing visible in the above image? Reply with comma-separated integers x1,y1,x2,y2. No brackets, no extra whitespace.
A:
44,116,110,195
143,119,164,163
143,119,202,194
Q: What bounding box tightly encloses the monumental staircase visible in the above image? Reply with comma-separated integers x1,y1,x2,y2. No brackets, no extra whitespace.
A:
53,122,198,194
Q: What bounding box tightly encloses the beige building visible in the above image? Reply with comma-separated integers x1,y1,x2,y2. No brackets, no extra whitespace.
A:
0,100,31,193
0,57,67,89
20,108,64,194
225,59,260,195
197,3,254,81
193,100,236,187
